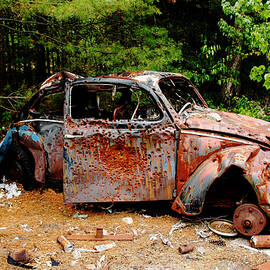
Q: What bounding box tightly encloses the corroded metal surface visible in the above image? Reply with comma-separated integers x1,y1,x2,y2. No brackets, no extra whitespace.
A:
38,122,64,180
180,108,270,147
64,118,176,202
172,144,270,216
234,204,267,236
175,132,243,194
250,235,270,248
178,244,194,254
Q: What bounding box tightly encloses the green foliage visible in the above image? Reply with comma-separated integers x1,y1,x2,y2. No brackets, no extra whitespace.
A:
52,0,159,21
184,0,270,99
6,0,182,76
264,73,270,90
16,0,159,21
0,111,12,127
206,94,269,121
250,65,270,90
0,84,34,128
218,0,270,90
250,65,266,83
231,95,267,120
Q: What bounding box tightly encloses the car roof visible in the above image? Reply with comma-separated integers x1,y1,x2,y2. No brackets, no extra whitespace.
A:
98,70,189,85
39,70,189,94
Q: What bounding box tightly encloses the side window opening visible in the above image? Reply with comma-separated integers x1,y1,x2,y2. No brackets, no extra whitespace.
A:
71,84,161,121
30,91,64,119
130,89,160,121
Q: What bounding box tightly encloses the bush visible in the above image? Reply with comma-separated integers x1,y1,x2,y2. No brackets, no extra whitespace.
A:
205,94,269,122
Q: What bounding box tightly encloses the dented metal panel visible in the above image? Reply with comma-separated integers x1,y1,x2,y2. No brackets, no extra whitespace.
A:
64,118,177,202
172,144,270,216
175,131,245,194
37,121,64,180
180,108,270,147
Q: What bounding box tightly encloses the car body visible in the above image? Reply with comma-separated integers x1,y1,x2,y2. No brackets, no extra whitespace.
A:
0,70,270,234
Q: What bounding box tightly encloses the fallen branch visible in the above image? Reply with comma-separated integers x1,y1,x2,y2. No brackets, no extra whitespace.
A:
0,96,25,99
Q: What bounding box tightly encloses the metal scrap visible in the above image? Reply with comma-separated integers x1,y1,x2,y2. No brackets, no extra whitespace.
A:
57,235,74,252
73,212,88,219
178,244,194,254
250,236,270,249
208,219,237,237
195,228,212,239
94,242,116,252
209,240,226,246
7,249,33,269
65,228,133,241
169,220,188,236
149,233,174,249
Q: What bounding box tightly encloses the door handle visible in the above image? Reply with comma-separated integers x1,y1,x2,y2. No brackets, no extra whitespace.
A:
72,131,83,135
64,134,84,139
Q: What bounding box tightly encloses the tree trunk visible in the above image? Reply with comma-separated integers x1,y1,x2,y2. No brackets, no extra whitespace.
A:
0,24,6,87
221,54,241,104
46,47,50,75
35,44,47,82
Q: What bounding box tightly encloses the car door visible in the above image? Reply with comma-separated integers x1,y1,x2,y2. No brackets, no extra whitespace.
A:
63,79,178,203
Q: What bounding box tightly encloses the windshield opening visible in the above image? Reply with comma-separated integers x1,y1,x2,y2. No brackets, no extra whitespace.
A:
159,78,206,113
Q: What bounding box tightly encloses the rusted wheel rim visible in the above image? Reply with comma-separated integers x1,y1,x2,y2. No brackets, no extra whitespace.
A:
233,203,267,236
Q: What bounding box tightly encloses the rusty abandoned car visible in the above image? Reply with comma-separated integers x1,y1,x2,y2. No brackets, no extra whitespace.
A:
0,70,270,236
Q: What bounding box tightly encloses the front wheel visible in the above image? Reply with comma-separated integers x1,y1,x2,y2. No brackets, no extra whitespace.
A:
233,203,267,236
4,144,38,190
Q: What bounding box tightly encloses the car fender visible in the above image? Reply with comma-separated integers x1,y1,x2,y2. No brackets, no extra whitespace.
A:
14,124,46,183
172,144,269,216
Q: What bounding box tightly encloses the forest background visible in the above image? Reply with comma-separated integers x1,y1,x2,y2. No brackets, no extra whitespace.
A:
0,0,269,131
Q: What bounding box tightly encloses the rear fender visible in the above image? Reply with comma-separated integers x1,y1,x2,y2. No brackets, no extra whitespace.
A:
172,145,264,215
14,125,46,183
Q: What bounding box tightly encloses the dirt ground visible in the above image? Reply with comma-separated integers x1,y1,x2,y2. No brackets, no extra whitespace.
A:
0,183,270,270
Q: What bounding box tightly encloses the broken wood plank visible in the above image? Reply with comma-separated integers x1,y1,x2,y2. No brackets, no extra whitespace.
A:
65,234,133,241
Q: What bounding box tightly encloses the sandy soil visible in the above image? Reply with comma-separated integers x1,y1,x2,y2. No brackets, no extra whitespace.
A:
0,184,269,270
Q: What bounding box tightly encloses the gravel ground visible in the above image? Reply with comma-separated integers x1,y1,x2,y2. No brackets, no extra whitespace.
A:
0,183,270,270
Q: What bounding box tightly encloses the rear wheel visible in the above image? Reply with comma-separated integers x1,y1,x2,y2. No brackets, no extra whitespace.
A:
5,144,38,190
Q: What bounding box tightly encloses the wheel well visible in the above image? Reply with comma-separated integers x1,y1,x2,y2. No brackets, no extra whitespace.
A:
19,143,36,175
9,142,35,165
4,143,35,183
204,165,257,211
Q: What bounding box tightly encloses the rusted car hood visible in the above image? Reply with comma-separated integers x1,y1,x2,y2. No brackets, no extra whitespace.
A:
181,106,270,146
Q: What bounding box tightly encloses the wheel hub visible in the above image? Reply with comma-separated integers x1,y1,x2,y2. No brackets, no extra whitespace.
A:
243,219,252,228
233,203,267,236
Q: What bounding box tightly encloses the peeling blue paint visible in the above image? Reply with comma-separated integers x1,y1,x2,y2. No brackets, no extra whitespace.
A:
64,147,73,181
0,128,13,164
18,125,42,143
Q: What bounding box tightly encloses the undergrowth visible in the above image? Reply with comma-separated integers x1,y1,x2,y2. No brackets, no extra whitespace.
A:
205,95,270,122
